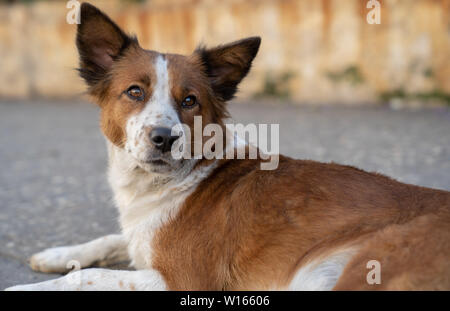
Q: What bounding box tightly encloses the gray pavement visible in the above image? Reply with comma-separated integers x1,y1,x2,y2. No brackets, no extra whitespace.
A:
0,99,449,289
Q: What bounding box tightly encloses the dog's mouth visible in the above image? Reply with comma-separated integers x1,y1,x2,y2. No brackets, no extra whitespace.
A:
139,156,174,173
136,150,185,173
145,159,168,166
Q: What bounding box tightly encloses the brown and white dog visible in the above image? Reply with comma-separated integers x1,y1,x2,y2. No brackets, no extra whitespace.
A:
7,3,450,291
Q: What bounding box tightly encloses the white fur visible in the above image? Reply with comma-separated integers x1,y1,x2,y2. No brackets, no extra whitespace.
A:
29,234,128,273
287,248,356,290
125,55,181,162
6,268,166,291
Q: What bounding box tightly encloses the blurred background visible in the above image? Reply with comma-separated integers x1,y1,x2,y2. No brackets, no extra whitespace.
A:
0,0,449,289
0,0,449,104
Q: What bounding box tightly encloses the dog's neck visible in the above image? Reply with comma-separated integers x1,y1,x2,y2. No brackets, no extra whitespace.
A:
106,140,215,226
106,140,218,268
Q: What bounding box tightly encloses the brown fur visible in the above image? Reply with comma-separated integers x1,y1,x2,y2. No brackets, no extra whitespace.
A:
152,156,450,290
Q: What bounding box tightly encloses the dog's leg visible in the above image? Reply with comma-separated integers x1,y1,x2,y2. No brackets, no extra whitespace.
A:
29,234,129,273
5,268,166,291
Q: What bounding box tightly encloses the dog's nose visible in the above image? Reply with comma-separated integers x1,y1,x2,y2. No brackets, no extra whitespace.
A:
150,127,179,153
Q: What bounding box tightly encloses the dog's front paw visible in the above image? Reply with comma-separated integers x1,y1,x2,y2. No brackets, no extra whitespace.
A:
30,246,82,274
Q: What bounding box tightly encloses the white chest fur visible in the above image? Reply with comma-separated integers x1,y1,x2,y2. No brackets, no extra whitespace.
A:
107,143,216,269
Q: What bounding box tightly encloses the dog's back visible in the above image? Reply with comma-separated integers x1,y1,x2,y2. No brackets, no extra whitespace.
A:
150,156,450,290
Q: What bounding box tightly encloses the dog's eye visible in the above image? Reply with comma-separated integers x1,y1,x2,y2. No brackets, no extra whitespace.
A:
126,86,144,101
181,95,197,108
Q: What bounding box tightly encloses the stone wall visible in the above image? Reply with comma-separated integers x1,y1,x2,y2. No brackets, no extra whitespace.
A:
0,0,449,104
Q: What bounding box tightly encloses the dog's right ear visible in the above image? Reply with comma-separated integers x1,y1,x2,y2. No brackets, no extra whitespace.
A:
76,3,136,86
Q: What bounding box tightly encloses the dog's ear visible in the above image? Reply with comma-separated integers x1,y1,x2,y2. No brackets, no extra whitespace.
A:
76,3,136,86
196,37,261,101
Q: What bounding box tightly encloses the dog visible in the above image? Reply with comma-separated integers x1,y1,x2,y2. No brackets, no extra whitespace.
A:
6,3,450,290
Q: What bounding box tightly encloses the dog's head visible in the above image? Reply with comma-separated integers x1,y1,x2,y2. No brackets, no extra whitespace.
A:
76,3,260,174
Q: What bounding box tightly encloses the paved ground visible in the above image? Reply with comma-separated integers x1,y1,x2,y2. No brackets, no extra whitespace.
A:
0,99,449,289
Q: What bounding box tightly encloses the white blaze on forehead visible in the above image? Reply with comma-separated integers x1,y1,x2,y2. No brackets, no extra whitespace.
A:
148,55,177,126
125,55,180,160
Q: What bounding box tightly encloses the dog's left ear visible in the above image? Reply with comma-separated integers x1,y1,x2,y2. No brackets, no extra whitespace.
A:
196,37,261,101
